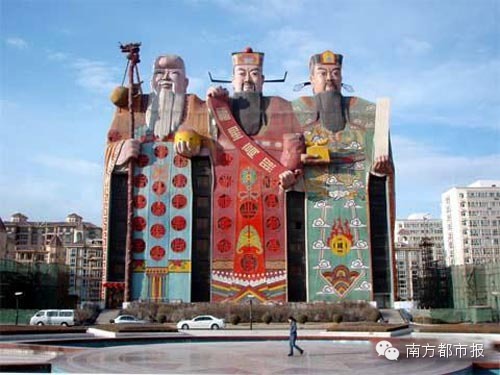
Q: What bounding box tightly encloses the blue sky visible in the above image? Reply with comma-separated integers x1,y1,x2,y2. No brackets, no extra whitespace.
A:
1,0,499,225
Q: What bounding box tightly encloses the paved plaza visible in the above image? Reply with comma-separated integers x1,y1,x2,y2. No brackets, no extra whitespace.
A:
0,329,499,374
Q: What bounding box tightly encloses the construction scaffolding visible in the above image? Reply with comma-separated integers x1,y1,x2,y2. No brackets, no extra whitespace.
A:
451,262,500,321
0,259,75,309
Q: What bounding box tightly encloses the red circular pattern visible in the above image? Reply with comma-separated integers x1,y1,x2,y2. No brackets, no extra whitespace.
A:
133,174,148,188
173,155,188,168
150,246,166,261
240,200,258,219
132,238,146,253
171,238,187,253
154,145,169,159
266,216,281,230
217,194,232,208
150,223,166,239
151,201,166,216
218,217,232,230
266,239,281,252
172,174,188,188
172,194,187,209
171,216,187,231
132,216,146,231
218,175,232,188
137,154,149,168
133,195,147,209
220,153,233,166
265,194,279,208
217,239,232,253
152,181,166,196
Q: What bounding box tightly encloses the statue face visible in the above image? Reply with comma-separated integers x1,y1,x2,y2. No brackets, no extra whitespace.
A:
232,64,264,93
310,63,342,94
152,56,189,94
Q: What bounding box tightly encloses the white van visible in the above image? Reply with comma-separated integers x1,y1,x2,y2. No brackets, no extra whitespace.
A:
29,309,75,326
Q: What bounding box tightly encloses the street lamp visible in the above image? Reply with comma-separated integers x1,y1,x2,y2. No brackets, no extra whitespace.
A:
248,295,255,331
14,292,23,326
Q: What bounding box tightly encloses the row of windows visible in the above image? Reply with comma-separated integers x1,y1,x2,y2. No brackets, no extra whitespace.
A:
466,201,500,208
461,219,500,227
459,192,500,198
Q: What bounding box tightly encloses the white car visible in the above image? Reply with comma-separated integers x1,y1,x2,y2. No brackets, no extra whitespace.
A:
177,315,225,330
112,315,147,324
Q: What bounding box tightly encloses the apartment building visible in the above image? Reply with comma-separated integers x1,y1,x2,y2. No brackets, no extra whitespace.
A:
441,180,500,266
3,213,103,302
394,213,445,301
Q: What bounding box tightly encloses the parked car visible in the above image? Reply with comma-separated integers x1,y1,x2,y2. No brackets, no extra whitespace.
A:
177,315,225,330
111,315,147,324
29,309,75,326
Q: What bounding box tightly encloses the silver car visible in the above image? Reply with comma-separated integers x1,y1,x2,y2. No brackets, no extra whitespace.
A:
112,315,147,324
177,315,225,330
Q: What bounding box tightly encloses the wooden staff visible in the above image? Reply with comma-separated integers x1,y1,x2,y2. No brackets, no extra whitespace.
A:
120,42,141,303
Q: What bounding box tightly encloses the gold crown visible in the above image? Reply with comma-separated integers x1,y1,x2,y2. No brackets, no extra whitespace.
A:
310,50,343,66
232,47,264,67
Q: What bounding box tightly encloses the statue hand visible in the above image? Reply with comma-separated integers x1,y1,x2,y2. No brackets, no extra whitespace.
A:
175,140,201,158
279,170,298,190
116,139,140,166
206,86,229,101
372,155,394,175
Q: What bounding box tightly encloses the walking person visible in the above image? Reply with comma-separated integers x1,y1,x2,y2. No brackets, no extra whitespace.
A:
288,316,304,356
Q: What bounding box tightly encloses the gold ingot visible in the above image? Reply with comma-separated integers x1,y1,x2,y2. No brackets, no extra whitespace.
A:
174,129,201,148
306,145,330,162
110,86,129,108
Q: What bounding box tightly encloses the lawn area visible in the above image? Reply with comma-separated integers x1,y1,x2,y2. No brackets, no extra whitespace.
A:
415,323,500,334
326,323,409,332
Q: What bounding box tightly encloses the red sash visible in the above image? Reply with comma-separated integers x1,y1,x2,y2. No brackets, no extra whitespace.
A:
208,97,290,175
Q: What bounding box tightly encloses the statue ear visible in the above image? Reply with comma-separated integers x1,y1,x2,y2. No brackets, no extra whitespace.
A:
185,77,189,89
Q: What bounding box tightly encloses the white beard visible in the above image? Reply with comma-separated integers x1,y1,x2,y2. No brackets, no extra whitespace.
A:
145,90,186,139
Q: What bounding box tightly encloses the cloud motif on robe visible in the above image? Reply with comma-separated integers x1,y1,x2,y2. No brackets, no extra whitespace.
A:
352,240,368,249
328,190,349,200
312,240,329,249
344,199,361,208
350,218,366,227
326,176,342,185
355,281,372,291
346,141,362,150
313,259,331,270
351,179,365,189
312,218,330,228
318,285,334,294
353,162,365,171
314,200,328,208
351,259,369,269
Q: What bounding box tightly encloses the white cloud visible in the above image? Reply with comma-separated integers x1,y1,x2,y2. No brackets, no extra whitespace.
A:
355,59,500,131
397,37,432,56
393,134,500,217
71,58,120,94
33,155,101,177
6,37,28,49
47,51,70,61
0,174,102,224
212,0,304,18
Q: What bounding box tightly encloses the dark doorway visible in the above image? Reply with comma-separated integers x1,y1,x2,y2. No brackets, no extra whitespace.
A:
286,191,307,302
191,157,212,302
369,175,392,308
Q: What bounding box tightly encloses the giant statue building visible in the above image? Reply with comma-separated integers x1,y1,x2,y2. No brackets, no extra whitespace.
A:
101,47,396,308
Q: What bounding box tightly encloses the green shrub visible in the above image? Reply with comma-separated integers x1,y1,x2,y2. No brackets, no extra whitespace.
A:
332,313,343,323
298,314,308,324
261,311,272,324
229,314,241,325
